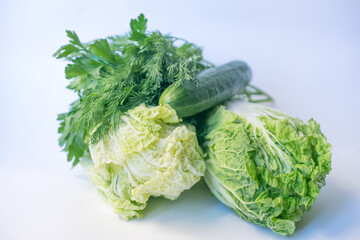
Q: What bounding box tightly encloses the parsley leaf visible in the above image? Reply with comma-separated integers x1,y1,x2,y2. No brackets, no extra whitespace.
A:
129,13,148,42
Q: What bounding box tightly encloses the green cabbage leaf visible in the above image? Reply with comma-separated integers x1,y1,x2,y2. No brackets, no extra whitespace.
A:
82,104,205,220
202,99,332,236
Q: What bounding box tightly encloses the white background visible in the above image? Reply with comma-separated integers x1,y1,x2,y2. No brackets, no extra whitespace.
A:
1,0,360,239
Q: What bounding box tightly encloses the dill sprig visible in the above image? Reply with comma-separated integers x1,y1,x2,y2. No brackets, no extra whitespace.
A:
54,14,213,166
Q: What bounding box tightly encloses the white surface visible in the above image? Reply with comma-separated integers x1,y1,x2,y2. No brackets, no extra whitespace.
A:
1,0,360,239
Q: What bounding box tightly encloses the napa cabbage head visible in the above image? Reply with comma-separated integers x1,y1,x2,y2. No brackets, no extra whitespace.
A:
202,99,331,236
81,104,205,220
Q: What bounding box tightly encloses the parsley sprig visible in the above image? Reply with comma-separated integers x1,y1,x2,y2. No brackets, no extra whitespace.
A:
55,14,212,166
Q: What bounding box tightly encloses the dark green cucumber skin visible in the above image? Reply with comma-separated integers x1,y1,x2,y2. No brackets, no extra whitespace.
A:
159,60,252,117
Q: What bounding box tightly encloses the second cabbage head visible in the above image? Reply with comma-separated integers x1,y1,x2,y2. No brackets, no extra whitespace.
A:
201,99,332,236
82,104,205,220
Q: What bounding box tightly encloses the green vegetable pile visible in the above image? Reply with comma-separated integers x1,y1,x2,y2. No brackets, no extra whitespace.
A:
55,14,332,236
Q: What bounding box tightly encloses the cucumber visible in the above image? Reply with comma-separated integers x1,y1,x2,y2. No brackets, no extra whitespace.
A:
159,60,252,117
